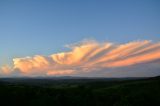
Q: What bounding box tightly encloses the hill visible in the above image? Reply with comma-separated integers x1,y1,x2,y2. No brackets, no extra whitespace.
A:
0,76,160,106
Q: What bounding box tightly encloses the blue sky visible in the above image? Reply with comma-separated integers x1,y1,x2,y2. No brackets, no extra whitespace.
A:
0,0,160,67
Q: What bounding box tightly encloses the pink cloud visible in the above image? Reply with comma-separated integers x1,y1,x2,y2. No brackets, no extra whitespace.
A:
1,39,160,77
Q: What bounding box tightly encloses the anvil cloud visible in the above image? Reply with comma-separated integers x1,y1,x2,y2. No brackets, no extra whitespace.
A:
1,40,160,77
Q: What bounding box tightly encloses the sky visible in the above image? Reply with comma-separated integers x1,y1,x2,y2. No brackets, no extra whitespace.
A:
0,0,160,77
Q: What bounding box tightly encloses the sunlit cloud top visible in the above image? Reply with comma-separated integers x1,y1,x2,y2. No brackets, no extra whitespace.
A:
1,39,160,77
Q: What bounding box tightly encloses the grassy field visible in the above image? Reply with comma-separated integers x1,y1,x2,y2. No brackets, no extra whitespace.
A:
0,76,160,106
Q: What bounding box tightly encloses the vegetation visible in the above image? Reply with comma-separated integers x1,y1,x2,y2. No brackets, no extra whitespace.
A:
0,77,160,106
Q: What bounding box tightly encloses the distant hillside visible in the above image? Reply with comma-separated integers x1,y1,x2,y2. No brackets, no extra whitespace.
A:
0,76,159,106
0,76,148,85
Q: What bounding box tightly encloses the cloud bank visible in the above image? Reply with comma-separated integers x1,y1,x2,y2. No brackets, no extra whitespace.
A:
1,40,160,77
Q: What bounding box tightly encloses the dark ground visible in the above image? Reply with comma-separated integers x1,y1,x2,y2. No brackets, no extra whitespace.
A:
0,76,160,106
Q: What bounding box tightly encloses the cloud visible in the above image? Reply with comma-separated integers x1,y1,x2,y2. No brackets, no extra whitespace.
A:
0,39,160,77
13,55,51,74
0,65,11,75
47,69,75,76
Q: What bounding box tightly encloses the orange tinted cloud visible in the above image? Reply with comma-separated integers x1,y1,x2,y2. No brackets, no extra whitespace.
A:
0,65,11,75
47,70,75,76
13,55,50,73
51,40,99,65
0,40,160,77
